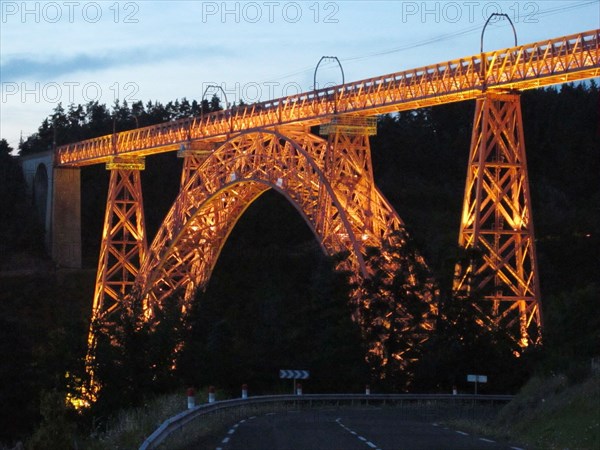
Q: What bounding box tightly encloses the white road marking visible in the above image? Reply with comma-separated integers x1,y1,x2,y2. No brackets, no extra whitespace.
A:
336,418,382,450
511,447,526,450
228,428,235,434
479,437,496,443
221,437,230,444
456,430,469,436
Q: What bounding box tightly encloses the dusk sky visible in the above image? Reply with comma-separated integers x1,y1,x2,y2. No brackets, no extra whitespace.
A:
1,0,598,150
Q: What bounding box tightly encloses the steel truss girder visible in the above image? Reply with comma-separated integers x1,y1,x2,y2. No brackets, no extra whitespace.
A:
56,30,599,167
456,92,542,347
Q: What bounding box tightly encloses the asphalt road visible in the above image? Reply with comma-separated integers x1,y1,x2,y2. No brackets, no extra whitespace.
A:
208,408,526,450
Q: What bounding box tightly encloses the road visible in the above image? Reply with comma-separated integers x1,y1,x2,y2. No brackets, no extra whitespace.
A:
208,408,525,450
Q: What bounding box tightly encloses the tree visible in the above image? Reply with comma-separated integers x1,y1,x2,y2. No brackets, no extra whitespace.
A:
412,247,529,393
351,230,437,390
91,293,188,415
539,283,600,377
0,138,45,259
26,390,75,450
0,138,13,155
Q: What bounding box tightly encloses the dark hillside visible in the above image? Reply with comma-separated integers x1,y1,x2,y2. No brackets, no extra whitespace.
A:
0,84,597,444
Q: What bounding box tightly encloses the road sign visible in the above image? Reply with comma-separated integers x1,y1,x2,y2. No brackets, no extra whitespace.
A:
467,374,488,383
279,370,310,380
467,374,488,395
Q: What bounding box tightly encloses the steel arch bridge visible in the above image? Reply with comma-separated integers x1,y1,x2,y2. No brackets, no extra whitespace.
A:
54,29,599,399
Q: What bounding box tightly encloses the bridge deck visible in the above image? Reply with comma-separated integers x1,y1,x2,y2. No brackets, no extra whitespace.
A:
56,29,600,167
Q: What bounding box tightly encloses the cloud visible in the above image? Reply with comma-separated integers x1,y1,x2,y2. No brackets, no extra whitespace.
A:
0,45,235,81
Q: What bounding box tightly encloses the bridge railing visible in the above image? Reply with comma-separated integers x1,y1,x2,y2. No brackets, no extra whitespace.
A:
138,393,514,450
57,29,599,167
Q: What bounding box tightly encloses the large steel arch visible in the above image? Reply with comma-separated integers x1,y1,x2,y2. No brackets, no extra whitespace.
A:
82,123,435,403
137,127,401,309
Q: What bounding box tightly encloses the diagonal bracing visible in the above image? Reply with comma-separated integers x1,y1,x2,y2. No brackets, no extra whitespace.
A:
455,92,542,347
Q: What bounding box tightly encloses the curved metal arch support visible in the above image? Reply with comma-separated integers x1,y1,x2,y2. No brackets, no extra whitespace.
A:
111,125,438,386
146,181,271,306
138,129,376,308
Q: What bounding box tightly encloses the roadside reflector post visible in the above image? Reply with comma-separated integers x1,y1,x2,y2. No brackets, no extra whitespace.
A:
242,384,248,399
187,387,196,409
296,382,302,396
365,384,370,395
208,386,216,403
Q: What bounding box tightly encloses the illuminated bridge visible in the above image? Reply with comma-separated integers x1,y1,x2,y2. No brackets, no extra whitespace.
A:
49,29,599,391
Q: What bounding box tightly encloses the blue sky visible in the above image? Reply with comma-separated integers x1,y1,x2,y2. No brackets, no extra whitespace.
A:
1,0,599,150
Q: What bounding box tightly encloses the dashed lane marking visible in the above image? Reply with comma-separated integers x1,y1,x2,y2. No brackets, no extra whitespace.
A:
336,418,382,450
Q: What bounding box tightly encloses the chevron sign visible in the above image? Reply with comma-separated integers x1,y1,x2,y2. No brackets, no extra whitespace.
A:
279,369,310,379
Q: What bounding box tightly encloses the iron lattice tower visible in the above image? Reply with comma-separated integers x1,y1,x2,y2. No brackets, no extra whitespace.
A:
455,92,542,347
91,157,147,319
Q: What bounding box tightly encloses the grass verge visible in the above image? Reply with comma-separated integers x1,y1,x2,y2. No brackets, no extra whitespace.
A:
80,387,225,450
447,372,600,449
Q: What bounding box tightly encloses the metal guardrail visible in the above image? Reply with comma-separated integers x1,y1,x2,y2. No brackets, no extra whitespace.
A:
138,393,514,450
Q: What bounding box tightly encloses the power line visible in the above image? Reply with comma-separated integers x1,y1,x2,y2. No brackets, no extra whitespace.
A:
257,1,596,86
340,1,597,64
